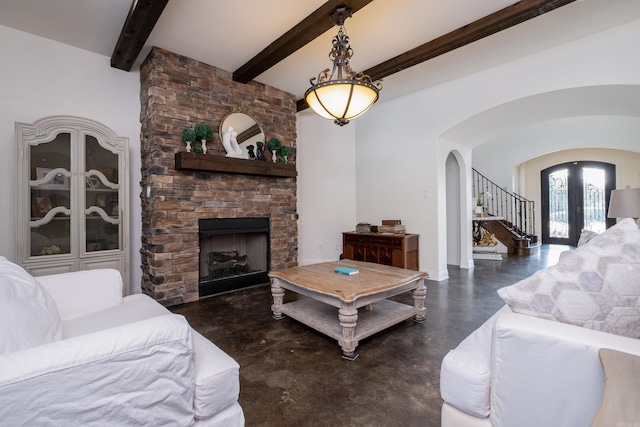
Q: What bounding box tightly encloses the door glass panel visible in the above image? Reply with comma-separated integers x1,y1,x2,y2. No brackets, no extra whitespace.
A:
548,169,568,238
29,133,72,256
582,168,607,233
85,135,121,252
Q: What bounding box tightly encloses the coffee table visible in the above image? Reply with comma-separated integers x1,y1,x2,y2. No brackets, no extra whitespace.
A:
269,260,427,360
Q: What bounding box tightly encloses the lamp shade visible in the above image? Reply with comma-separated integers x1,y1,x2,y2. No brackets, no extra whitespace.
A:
305,79,379,124
607,187,640,219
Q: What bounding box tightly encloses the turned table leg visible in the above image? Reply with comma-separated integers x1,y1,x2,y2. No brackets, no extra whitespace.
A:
412,281,427,323
338,304,359,360
271,281,285,320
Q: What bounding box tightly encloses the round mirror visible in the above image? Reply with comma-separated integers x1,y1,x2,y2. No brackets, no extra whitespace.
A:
219,107,264,159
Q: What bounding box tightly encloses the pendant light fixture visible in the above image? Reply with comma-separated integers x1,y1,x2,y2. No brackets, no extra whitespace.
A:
304,7,382,126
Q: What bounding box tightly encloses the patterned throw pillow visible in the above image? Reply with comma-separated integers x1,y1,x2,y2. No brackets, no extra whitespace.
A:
497,218,640,339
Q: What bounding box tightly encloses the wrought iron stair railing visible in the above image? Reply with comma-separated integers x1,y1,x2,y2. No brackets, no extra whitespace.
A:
472,168,536,240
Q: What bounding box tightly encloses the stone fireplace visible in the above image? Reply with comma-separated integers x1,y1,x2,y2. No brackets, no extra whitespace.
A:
139,47,298,306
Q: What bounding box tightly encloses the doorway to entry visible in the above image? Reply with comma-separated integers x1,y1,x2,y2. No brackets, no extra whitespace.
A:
541,161,616,245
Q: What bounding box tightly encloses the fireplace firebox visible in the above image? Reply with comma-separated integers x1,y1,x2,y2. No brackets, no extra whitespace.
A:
199,218,270,297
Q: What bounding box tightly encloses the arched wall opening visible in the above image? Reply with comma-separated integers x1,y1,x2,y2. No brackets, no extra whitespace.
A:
445,152,461,265
438,85,640,271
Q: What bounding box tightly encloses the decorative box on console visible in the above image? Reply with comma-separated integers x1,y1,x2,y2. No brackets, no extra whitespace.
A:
356,223,371,233
379,219,405,234
379,225,406,234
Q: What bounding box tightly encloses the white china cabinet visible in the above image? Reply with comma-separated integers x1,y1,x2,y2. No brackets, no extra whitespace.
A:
15,116,129,293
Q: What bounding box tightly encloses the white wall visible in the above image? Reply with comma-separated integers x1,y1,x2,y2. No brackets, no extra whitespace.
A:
295,17,640,281
0,26,142,292
296,109,357,265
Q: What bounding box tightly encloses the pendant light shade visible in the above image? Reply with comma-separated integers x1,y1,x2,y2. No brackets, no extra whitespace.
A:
304,7,381,126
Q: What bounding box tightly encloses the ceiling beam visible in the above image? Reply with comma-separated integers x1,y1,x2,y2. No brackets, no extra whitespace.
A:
297,0,576,112
233,0,374,84
110,0,170,71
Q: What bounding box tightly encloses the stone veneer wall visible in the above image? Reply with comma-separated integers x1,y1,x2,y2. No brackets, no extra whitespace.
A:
139,47,298,306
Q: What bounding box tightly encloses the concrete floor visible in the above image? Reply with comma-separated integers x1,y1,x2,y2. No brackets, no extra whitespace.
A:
171,245,568,427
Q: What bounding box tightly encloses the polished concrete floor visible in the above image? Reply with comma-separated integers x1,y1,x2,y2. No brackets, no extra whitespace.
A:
171,245,569,427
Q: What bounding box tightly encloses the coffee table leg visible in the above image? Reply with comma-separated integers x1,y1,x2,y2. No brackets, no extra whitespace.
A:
338,305,359,360
412,282,427,323
271,281,285,320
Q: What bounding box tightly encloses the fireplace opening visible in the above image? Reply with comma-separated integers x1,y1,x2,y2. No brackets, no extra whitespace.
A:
199,218,270,297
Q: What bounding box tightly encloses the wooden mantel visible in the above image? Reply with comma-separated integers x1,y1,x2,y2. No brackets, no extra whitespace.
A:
175,152,297,178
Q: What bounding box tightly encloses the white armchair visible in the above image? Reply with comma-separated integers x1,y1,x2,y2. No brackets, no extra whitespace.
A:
440,307,640,427
0,257,244,426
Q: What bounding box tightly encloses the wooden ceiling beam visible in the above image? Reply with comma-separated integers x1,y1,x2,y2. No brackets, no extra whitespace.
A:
233,0,374,84
111,0,170,71
297,0,576,112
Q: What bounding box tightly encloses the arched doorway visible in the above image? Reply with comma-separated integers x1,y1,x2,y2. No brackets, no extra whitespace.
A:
541,161,616,245
446,152,461,265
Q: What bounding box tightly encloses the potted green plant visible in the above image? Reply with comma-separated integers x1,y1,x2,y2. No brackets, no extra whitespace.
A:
194,123,213,154
180,128,196,153
278,145,291,163
475,192,492,215
266,138,282,163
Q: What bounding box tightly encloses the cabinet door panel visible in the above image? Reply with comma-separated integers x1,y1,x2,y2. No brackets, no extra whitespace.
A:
352,244,366,262
80,257,124,273
364,245,378,263
378,246,394,266
25,260,78,277
29,133,73,257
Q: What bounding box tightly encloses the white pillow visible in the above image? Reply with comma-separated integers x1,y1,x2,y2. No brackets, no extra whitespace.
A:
577,229,599,247
497,218,640,339
0,257,63,354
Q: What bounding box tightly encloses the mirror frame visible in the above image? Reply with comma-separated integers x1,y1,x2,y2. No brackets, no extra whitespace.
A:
219,106,265,150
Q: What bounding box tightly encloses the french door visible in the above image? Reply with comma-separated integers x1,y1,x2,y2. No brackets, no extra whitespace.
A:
541,161,616,245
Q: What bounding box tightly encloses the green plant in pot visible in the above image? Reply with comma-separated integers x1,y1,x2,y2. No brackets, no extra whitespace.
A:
266,137,282,163
278,145,291,163
194,123,213,154
180,128,196,153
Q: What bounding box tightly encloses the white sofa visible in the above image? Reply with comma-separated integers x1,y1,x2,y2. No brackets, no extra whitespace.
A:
441,218,640,427
0,257,244,426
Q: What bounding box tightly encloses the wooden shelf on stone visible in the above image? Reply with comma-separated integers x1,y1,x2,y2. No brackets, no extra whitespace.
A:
175,152,297,178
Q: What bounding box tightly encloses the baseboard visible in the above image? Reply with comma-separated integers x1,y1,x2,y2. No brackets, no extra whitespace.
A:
425,268,449,281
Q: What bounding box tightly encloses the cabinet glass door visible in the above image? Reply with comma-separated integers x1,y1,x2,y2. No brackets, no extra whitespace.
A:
29,133,72,256
84,135,121,252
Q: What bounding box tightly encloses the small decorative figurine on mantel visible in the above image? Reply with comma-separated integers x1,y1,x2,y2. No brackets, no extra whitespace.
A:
247,145,256,159
255,141,266,161
221,126,243,158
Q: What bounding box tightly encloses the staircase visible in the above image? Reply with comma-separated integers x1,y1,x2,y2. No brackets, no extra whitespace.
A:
473,168,540,256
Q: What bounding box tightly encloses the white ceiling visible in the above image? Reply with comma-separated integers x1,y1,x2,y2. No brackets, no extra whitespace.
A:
1,0,639,105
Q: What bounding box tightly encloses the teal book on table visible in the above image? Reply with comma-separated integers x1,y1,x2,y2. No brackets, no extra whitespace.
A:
334,267,359,275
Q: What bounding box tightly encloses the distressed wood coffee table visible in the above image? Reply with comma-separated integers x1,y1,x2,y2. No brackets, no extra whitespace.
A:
269,260,427,360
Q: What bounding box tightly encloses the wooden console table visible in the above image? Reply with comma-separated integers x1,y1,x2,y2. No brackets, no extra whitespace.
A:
342,232,419,270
